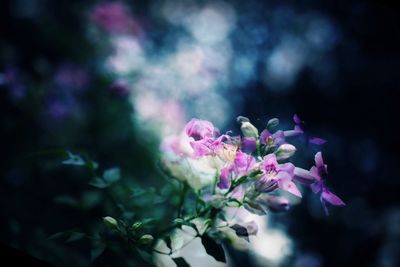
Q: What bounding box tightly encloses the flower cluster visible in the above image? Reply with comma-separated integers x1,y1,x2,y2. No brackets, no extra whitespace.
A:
162,116,345,216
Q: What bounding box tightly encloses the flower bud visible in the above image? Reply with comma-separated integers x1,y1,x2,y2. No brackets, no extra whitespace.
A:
236,116,250,123
132,221,143,230
266,118,279,130
240,121,259,138
275,144,296,160
103,216,118,229
139,234,154,245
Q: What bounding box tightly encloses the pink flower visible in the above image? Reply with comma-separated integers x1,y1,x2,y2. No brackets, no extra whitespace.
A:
217,151,256,189
184,118,217,141
310,152,345,214
256,154,302,197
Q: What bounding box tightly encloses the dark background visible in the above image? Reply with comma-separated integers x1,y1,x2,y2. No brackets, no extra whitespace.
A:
1,0,399,266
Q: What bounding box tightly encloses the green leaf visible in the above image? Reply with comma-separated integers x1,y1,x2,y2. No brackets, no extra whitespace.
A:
48,232,64,240
226,198,242,207
53,195,79,207
135,248,153,264
91,243,106,262
201,235,226,263
233,175,247,186
163,236,172,251
85,160,99,171
103,167,120,183
62,151,85,166
172,257,190,267
66,232,85,243
88,177,109,188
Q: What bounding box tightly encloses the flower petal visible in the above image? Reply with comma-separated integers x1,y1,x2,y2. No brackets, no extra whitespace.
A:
241,137,257,154
293,167,317,185
259,129,271,145
217,166,232,189
276,173,302,197
321,190,345,206
293,114,302,124
309,137,327,145
314,152,324,167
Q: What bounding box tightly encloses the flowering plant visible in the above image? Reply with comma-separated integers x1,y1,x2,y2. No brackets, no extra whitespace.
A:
58,115,344,266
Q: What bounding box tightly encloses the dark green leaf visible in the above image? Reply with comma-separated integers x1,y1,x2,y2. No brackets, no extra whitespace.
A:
62,151,85,166
66,232,85,243
135,248,153,264
164,236,172,251
91,243,106,262
53,195,79,207
103,167,120,183
86,160,99,171
201,235,226,263
172,257,190,267
88,177,109,188
48,232,64,240
233,175,247,186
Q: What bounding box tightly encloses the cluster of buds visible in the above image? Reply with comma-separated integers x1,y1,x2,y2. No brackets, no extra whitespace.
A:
162,115,345,215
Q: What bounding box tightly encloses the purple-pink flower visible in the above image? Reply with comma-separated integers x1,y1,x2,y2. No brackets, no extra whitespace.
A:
218,151,256,189
256,154,302,197
310,152,345,213
185,119,218,141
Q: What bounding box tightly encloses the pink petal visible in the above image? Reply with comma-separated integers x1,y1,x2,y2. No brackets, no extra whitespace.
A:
293,114,302,124
314,152,324,167
277,173,302,197
293,167,317,185
309,137,327,145
321,190,345,206
218,166,232,189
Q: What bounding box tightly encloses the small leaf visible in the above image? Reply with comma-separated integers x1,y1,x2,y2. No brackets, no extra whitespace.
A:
91,243,106,262
86,160,99,171
172,257,191,267
231,224,249,242
233,176,247,187
48,232,64,240
164,236,172,251
89,177,109,188
103,168,120,183
201,235,226,263
135,248,153,264
62,151,85,166
226,198,242,207
66,232,85,243
53,195,79,207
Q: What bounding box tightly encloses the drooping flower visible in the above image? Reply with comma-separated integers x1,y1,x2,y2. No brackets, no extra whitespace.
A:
256,154,301,197
309,152,345,214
